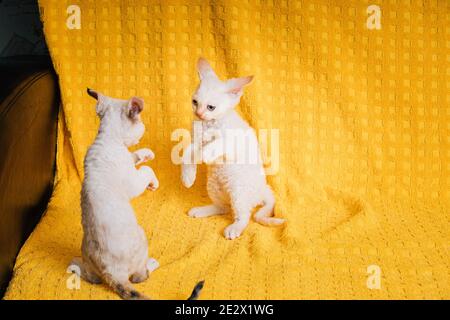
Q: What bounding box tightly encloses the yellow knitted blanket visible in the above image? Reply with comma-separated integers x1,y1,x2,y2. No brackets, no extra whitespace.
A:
5,0,449,299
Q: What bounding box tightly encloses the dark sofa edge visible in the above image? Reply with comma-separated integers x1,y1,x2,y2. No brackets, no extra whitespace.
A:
0,61,59,298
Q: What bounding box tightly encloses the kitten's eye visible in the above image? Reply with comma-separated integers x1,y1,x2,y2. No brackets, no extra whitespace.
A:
192,99,198,106
207,105,216,111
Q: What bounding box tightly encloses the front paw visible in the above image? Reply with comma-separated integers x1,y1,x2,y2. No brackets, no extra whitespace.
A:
181,164,196,188
140,166,159,191
188,206,206,218
147,176,159,191
134,148,155,165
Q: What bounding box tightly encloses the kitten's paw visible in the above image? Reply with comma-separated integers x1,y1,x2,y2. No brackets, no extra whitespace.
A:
224,222,246,240
188,205,227,218
134,148,155,165
147,176,159,191
188,207,208,218
181,164,196,188
68,257,102,284
146,258,159,273
68,258,82,277
130,272,148,283
140,166,159,191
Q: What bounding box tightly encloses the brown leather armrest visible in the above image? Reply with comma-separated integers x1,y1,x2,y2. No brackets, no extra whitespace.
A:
0,62,59,297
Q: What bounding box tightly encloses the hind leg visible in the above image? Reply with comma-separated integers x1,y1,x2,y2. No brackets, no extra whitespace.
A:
224,198,252,240
69,257,102,284
189,176,230,218
130,258,159,284
188,204,228,218
102,268,146,300
130,270,148,284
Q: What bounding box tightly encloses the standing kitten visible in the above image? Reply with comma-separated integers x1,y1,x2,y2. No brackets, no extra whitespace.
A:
71,89,203,300
181,58,284,240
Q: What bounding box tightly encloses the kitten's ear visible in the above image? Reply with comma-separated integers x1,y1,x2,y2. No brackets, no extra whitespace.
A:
87,88,107,116
226,76,254,95
87,88,98,100
128,97,144,119
197,57,218,80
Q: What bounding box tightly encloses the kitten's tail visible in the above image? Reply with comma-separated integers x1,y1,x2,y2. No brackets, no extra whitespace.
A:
187,280,205,300
103,273,205,300
102,273,150,300
254,187,285,226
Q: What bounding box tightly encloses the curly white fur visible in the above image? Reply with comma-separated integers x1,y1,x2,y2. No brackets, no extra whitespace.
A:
181,58,284,240
71,89,159,300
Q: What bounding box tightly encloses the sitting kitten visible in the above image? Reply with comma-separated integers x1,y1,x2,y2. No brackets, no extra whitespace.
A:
181,58,284,240
71,89,203,300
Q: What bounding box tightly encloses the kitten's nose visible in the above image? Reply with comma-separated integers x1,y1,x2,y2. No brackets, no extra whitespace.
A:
195,106,206,119
195,111,204,119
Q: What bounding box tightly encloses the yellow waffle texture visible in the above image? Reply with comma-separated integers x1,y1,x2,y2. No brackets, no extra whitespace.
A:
4,0,449,299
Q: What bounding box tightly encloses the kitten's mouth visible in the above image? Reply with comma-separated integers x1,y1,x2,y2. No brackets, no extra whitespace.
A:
195,113,207,121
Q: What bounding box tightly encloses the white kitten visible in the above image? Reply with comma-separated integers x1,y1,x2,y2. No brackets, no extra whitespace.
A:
71,89,203,300
181,58,284,240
